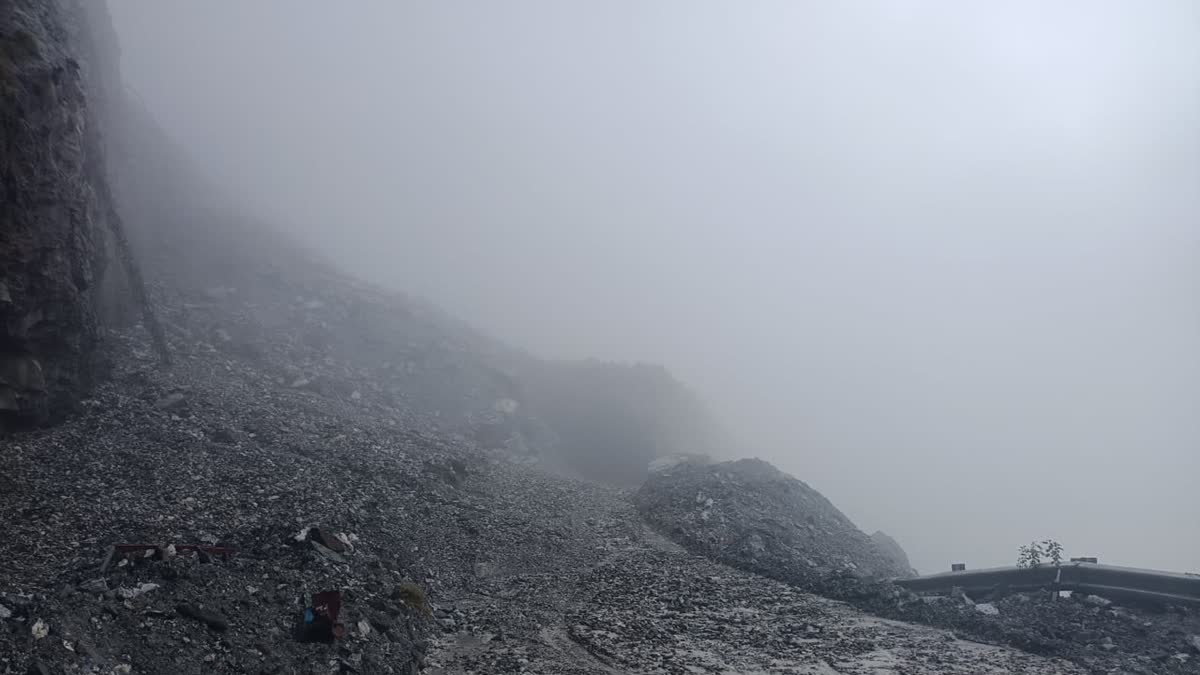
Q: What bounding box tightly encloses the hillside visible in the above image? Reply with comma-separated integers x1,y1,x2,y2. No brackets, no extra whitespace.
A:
636,458,911,582
69,12,728,489
2,3,1196,675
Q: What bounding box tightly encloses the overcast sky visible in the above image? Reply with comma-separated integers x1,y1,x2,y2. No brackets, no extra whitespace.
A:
107,1,1200,574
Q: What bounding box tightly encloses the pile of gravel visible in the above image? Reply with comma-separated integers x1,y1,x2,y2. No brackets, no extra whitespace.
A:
635,457,911,582
839,577,1200,674
636,458,1200,674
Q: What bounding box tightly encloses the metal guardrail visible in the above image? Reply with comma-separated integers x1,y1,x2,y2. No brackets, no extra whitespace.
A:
893,562,1200,607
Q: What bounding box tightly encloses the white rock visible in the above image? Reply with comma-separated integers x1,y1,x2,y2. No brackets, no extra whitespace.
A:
118,583,160,599
0,603,10,619
974,603,1000,616
31,619,49,639
648,456,686,473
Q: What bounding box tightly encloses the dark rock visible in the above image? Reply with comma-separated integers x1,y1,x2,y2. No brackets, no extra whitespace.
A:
368,613,393,634
176,604,229,631
154,392,187,410
309,527,347,553
207,426,237,444
0,0,109,429
77,578,107,594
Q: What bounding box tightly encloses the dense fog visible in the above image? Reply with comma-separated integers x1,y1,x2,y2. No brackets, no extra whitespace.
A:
107,1,1200,574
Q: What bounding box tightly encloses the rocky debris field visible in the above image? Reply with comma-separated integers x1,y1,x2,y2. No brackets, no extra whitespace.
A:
839,579,1200,675
3,3,1193,672
0,327,456,674
424,512,1088,675
0,305,1101,675
4,80,1195,668
1,265,1197,675
636,458,911,582
635,461,1200,674
0,311,630,674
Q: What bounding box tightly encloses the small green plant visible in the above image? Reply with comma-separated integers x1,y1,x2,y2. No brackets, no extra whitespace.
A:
1017,541,1043,568
397,582,431,618
1042,539,1063,566
1017,539,1065,568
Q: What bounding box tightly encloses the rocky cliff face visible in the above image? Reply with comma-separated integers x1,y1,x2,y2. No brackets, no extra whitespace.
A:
0,0,111,428
636,458,911,583
871,529,917,577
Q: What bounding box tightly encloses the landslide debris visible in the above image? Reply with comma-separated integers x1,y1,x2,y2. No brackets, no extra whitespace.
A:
636,457,911,582
636,459,1200,674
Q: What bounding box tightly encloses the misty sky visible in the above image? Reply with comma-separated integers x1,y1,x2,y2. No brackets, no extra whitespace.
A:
108,1,1200,574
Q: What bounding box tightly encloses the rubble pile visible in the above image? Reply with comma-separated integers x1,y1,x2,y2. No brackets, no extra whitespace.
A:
423,511,1088,675
841,581,1200,675
636,457,911,582
0,311,1118,674
2,3,1196,672
635,459,1200,673
1,241,1194,675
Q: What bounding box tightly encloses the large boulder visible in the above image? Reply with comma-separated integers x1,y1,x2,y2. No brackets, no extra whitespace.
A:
636,458,910,585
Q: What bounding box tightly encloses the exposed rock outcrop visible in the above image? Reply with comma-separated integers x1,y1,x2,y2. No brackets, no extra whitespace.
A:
636,457,911,583
0,0,111,428
872,529,918,577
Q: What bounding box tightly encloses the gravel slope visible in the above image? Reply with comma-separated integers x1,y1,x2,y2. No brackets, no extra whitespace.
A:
0,311,1090,675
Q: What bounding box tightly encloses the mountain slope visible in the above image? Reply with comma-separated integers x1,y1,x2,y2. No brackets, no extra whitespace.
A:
1,4,1191,675
636,458,911,582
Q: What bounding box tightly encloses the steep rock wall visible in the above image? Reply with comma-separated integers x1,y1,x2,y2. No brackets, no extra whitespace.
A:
0,0,110,428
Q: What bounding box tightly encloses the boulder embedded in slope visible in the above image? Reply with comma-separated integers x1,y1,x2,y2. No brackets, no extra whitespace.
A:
636,458,911,585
